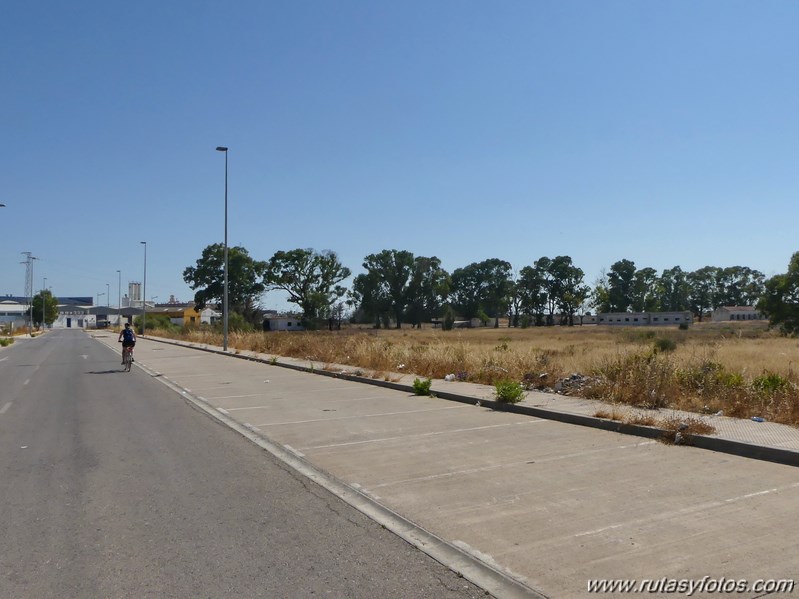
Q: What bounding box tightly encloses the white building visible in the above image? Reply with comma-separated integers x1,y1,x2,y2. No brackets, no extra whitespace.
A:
200,308,220,325
264,316,304,331
597,311,693,326
0,299,27,330
711,306,764,322
52,305,95,329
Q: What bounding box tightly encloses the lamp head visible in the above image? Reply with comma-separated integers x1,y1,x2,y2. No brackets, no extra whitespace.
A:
216,146,228,152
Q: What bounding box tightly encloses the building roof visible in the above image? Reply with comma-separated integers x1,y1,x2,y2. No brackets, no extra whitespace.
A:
716,306,758,312
59,297,93,306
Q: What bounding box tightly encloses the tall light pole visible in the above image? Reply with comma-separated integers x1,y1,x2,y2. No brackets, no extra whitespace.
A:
106,283,110,308
216,146,229,351
42,277,47,330
141,241,147,336
29,256,38,335
117,270,121,327
20,253,34,335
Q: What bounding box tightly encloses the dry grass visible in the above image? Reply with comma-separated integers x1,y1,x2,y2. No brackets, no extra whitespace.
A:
593,408,716,444
657,415,718,445
624,413,659,427
153,321,799,426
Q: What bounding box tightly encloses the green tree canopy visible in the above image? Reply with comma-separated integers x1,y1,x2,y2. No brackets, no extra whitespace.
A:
549,256,590,325
687,266,720,321
517,256,587,325
405,256,450,328
350,251,449,329
182,243,267,323
715,266,765,307
517,264,548,324
264,248,351,326
630,267,659,312
450,258,512,325
606,259,637,312
360,249,416,329
32,290,59,328
757,251,799,335
658,266,690,311
349,271,391,328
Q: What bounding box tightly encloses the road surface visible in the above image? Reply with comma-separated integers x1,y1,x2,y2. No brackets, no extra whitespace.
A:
0,330,487,598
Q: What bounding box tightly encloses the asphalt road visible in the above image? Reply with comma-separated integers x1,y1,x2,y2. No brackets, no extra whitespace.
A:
0,330,487,599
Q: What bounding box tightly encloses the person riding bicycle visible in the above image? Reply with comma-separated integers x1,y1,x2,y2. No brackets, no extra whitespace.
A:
118,322,136,364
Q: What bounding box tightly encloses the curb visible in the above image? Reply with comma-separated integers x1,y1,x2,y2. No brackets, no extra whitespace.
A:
143,335,799,469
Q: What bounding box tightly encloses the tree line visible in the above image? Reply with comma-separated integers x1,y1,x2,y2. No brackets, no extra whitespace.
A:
182,244,799,333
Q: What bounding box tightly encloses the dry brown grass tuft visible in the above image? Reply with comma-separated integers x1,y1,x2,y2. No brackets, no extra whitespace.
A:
594,408,628,421
658,415,717,445
624,413,659,427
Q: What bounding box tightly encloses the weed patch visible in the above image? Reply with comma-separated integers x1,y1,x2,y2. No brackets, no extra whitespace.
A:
494,380,525,404
412,378,432,396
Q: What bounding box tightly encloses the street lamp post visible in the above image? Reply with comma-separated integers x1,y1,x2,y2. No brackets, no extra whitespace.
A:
140,242,147,336
106,283,110,308
30,256,38,336
117,270,121,327
216,146,229,351
42,277,47,330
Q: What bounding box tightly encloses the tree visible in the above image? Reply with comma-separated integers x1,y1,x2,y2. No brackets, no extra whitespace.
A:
533,257,558,323
360,250,415,329
517,265,548,325
591,271,611,315
405,256,450,328
328,302,347,331
31,290,59,328
658,266,690,311
506,277,523,327
687,266,720,321
757,252,799,335
350,251,450,329
450,259,512,326
183,244,267,324
349,271,391,328
263,248,351,327
548,256,589,326
630,267,659,312
518,256,588,326
715,266,765,307
606,259,637,312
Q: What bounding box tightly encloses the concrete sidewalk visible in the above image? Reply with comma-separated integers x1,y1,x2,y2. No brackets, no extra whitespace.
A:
141,332,799,467
92,333,799,598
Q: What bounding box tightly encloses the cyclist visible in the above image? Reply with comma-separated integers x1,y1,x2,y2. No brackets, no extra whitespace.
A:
118,322,136,364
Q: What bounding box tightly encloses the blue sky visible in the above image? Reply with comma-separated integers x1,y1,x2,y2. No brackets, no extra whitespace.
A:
2,1,798,311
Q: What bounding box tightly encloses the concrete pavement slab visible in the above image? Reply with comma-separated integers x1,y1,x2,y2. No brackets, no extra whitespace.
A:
91,333,799,598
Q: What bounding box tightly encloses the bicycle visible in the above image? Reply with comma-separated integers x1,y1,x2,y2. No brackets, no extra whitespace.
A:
122,345,134,372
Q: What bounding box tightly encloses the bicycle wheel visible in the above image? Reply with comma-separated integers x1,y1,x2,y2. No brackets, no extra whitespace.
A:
124,350,132,372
